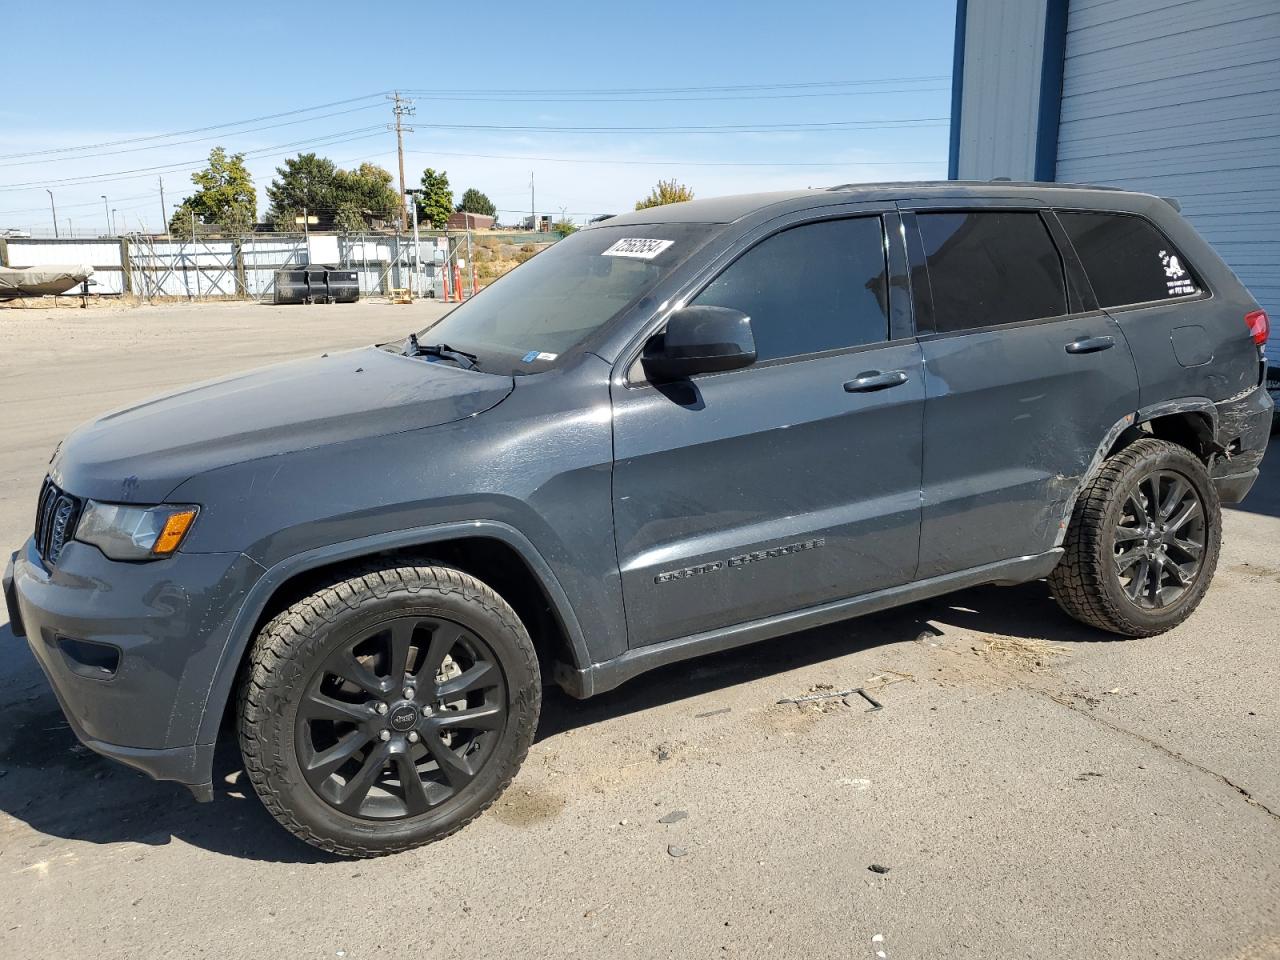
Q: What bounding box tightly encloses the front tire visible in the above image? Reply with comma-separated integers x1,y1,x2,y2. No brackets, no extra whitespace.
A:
238,563,540,858
1050,438,1221,637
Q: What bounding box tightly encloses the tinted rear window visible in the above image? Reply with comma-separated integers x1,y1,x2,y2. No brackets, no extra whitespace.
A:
916,211,1067,333
1058,211,1201,308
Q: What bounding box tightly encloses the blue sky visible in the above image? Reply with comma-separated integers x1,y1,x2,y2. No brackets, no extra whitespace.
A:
0,0,956,234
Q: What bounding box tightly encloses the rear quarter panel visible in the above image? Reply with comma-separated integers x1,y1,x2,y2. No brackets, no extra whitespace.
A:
1090,196,1261,406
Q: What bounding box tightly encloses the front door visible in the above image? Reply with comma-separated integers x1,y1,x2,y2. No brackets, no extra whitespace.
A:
610,212,925,647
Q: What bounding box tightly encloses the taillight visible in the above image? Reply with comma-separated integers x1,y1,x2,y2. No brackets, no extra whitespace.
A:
1245,309,1269,346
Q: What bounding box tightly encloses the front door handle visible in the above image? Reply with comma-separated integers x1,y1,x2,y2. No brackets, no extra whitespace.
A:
844,370,909,393
1065,335,1115,355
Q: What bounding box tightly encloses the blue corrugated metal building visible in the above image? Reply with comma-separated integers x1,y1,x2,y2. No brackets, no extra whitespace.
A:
949,0,1280,361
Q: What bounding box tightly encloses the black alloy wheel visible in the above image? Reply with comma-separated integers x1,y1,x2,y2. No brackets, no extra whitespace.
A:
1112,469,1207,610
295,614,508,820
1051,437,1221,637
239,564,540,857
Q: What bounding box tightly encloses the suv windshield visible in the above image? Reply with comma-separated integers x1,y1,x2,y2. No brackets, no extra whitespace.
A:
415,222,717,375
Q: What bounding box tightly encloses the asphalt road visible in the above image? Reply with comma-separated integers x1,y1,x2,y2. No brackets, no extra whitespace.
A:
1,300,1277,960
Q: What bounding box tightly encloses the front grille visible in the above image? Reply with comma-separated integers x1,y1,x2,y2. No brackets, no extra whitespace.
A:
34,477,82,565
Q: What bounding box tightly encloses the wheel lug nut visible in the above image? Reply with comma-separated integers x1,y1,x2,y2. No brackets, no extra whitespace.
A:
403,687,415,700
378,730,391,742
422,705,433,717
375,702,389,715
407,731,420,743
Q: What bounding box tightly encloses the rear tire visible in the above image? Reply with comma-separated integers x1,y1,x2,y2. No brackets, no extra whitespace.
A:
1049,438,1221,637
238,563,540,858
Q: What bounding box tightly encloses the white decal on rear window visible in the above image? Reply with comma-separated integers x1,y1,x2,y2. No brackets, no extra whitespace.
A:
1161,250,1195,296
601,238,674,260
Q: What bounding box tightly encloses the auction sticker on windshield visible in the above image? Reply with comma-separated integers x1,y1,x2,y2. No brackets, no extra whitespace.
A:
601,238,675,260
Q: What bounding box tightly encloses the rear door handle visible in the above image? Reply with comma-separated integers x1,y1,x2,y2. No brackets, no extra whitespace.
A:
843,370,909,393
1065,335,1115,355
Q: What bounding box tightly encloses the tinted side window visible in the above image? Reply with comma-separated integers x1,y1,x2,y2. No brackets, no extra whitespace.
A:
917,211,1067,333
1058,211,1201,307
693,217,889,363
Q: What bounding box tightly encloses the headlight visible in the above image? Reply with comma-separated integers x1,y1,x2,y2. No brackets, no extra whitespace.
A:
75,501,199,561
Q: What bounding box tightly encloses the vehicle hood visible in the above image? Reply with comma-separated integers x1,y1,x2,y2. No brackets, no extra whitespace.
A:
51,346,514,504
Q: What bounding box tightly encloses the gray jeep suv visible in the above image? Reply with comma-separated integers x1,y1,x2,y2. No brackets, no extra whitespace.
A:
5,182,1272,856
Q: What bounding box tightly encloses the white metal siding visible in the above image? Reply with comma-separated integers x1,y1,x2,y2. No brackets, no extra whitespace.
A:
956,0,1050,181
5,240,125,294
1057,0,1280,359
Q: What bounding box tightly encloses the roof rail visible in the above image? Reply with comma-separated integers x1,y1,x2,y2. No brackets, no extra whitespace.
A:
824,179,1131,194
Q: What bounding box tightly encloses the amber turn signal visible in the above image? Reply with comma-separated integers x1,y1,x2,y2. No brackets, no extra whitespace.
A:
152,509,198,556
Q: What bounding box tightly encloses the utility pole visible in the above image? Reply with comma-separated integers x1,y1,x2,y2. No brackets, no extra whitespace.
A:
159,176,168,239
388,92,415,231
101,195,110,235
46,189,58,238
530,171,535,232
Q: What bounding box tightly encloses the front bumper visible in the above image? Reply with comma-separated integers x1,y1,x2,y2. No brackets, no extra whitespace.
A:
5,538,261,795
1210,384,1273,503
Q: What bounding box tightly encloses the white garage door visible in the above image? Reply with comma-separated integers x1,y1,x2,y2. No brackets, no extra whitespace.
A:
1056,0,1280,362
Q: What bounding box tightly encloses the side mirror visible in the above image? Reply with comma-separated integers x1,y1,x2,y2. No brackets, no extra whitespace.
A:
641,305,756,381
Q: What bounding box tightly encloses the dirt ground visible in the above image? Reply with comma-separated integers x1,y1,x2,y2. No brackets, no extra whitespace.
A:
1,300,1278,959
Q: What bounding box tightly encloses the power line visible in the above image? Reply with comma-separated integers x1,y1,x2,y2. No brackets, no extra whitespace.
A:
406,76,950,95
0,103,386,168
0,80,942,164
0,127,388,191
0,91,390,161
404,148,944,169
402,87,948,104
413,118,948,135
0,191,155,217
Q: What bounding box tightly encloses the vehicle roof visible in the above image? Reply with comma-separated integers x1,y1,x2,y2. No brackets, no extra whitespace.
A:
595,180,1168,226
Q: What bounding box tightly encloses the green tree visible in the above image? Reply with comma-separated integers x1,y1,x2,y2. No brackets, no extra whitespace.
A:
334,162,400,231
553,218,578,238
265,152,338,229
265,155,400,232
168,147,257,235
635,178,694,210
456,188,497,219
416,168,453,229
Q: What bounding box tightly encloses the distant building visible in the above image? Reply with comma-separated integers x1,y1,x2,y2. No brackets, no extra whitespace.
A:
447,212,495,231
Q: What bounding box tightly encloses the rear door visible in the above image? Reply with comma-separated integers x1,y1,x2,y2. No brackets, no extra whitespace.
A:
900,200,1141,577
610,207,925,647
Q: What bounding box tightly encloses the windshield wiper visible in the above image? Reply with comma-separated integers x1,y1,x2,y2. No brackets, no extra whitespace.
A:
404,334,479,370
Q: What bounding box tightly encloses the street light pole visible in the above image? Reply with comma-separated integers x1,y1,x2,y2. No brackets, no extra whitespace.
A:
101,195,110,235
46,189,58,238
405,189,422,299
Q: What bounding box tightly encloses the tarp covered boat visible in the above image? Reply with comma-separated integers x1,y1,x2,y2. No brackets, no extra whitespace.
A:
0,264,94,298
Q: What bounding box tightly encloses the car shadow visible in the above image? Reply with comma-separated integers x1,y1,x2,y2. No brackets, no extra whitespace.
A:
0,578,1112,863
0,623,342,864
534,577,1110,741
